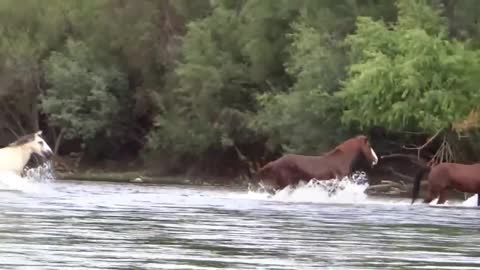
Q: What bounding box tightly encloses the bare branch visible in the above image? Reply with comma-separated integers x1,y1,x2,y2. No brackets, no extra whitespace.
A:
402,129,442,159
402,129,442,151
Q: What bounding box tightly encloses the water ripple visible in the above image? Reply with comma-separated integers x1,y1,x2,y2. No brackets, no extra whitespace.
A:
0,179,478,269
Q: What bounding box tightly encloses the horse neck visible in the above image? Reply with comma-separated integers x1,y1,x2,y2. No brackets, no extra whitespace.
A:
5,145,32,173
349,148,370,172
327,147,357,171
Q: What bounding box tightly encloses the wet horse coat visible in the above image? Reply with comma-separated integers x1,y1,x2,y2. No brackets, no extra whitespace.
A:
412,162,480,206
256,135,379,192
0,131,53,175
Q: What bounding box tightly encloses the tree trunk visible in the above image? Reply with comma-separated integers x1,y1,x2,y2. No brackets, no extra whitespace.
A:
3,104,26,135
5,126,19,139
31,100,39,132
54,128,65,155
31,66,42,132
442,0,457,37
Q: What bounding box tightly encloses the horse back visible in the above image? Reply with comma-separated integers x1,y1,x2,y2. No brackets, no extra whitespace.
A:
279,154,336,179
434,163,480,177
432,163,480,191
456,163,480,176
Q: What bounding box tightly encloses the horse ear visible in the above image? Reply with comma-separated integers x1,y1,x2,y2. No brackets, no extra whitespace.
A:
35,130,42,136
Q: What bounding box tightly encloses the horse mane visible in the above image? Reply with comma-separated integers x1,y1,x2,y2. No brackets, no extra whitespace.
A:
324,136,370,171
348,148,371,173
323,147,340,156
9,133,36,147
324,136,363,157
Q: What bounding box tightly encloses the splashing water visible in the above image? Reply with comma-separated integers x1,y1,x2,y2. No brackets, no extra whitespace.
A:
429,193,480,207
244,171,480,208
24,161,56,182
0,161,56,192
462,194,479,207
246,171,372,204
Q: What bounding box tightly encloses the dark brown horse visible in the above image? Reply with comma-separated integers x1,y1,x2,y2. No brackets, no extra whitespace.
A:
256,135,379,193
412,163,480,206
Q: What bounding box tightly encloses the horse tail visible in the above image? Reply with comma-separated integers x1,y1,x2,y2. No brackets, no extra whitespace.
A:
243,159,254,180
411,166,431,204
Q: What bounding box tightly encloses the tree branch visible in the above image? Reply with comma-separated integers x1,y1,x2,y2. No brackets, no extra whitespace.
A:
402,129,442,158
54,128,65,155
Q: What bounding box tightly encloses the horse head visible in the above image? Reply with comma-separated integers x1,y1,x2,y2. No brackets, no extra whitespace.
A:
354,135,378,167
11,131,54,159
31,131,53,159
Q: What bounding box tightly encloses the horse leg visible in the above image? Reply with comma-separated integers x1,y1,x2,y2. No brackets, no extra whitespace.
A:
277,168,295,192
436,189,448,205
423,186,438,204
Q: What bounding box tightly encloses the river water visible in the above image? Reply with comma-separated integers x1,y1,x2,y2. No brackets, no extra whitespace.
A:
0,169,479,269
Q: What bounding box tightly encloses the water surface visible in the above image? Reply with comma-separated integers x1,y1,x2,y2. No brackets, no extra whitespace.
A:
0,177,478,269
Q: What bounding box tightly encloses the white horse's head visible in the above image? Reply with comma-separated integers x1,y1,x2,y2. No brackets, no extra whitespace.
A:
10,131,53,159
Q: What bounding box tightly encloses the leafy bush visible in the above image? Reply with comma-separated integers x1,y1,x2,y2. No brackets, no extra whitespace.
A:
340,0,480,134
42,39,128,140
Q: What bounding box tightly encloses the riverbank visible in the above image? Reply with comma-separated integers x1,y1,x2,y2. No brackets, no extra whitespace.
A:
54,169,250,188
56,170,474,201
54,170,407,198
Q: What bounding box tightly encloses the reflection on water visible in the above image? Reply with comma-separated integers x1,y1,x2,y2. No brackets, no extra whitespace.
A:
0,176,478,269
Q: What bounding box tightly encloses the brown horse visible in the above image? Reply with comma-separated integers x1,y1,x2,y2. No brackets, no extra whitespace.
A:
256,135,379,193
412,163,480,206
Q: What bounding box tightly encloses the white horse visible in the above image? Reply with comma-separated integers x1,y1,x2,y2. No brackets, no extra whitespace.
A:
0,131,53,175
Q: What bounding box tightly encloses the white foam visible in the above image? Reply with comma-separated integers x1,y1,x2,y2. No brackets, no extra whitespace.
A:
239,172,480,208
241,172,378,205
0,161,56,193
427,193,479,208
24,161,56,183
462,194,479,207
422,193,480,208
265,178,369,204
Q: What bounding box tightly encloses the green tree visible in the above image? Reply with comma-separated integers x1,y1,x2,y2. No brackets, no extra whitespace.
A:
42,39,128,153
4,0,480,175
0,0,67,136
251,18,349,153
147,0,300,159
250,0,396,153
340,0,480,134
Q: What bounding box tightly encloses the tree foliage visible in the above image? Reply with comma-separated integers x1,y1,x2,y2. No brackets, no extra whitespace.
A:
250,0,396,153
340,0,480,133
147,0,300,156
0,0,67,136
1,0,480,171
42,39,128,140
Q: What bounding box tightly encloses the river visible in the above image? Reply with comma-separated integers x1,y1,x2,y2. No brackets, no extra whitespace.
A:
0,170,479,269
